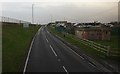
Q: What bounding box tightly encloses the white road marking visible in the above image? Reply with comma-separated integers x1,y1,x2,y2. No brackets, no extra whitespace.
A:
63,66,68,74
79,55,85,60
88,62,96,68
37,27,43,35
46,38,49,43
50,45,57,56
66,45,97,68
104,61,114,68
23,27,42,74
38,28,41,32
57,59,61,62
67,46,85,60
23,35,35,74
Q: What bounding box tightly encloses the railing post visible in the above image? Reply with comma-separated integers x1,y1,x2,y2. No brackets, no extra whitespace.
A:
107,46,110,56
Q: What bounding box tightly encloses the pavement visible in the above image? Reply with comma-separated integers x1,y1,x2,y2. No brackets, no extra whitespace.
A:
23,26,119,73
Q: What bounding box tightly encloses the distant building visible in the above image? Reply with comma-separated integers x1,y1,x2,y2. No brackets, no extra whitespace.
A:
48,22,55,26
75,27,111,40
55,21,67,27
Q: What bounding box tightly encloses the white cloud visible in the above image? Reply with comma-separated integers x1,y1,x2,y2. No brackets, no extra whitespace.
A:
0,0,119,2
1,2,118,24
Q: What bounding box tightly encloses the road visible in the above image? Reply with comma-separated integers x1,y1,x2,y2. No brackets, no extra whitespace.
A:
24,26,108,73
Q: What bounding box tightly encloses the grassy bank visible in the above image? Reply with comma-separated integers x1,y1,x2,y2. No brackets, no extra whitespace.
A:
47,26,102,57
2,24,40,72
47,26,119,59
0,24,2,74
92,36,119,52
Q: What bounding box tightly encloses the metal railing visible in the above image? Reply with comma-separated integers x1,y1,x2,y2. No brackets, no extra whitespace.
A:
0,16,31,24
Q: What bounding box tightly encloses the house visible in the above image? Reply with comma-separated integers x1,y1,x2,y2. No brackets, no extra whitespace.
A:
75,27,111,40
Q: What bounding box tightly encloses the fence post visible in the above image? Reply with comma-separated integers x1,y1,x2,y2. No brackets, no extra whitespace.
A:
107,46,110,56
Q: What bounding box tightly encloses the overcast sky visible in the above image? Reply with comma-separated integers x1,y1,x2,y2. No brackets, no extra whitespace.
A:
0,0,119,24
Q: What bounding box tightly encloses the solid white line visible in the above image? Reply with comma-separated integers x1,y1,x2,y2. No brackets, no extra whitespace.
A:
88,62,96,68
63,66,68,74
38,26,42,32
23,36,35,74
37,27,43,35
38,28,41,32
67,46,85,60
50,45,57,56
23,27,42,74
79,55,85,60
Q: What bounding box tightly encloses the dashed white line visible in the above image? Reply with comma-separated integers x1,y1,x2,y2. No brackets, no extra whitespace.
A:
47,31,49,33
50,45,57,56
46,38,49,43
57,59,61,62
63,66,68,74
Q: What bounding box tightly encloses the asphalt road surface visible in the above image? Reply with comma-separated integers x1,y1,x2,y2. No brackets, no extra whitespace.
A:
24,26,109,73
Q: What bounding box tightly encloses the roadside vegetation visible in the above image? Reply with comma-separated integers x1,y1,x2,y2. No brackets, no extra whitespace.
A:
47,26,120,60
92,36,119,51
2,24,40,72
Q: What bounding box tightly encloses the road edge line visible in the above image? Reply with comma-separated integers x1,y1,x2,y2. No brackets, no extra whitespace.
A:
23,27,42,74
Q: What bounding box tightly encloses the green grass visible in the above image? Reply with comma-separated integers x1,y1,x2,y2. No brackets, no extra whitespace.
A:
92,36,119,51
0,24,2,73
47,26,119,59
48,26,104,57
2,24,40,72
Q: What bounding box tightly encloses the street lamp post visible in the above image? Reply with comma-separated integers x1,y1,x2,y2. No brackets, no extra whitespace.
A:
32,4,34,24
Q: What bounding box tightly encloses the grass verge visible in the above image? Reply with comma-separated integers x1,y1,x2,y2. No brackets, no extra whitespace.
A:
47,26,119,60
92,36,119,52
2,24,40,72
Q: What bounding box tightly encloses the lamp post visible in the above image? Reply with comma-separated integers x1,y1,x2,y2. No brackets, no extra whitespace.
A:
32,4,34,24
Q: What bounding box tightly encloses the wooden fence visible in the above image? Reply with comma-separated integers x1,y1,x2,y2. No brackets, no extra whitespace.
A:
65,33,120,57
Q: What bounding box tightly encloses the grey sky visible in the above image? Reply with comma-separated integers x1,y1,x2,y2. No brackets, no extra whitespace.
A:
1,2,118,24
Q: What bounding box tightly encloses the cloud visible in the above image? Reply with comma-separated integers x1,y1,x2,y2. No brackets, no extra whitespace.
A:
0,0,119,2
1,2,118,24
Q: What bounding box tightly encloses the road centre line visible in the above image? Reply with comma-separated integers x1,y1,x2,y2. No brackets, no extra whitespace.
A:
46,38,49,43
63,66,68,74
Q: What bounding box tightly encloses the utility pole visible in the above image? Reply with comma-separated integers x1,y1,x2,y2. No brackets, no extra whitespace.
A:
64,17,65,21
118,1,120,23
50,15,53,23
32,4,34,24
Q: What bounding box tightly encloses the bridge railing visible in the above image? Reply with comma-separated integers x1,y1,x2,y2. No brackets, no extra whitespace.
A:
0,16,31,24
